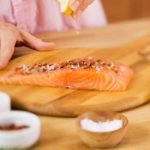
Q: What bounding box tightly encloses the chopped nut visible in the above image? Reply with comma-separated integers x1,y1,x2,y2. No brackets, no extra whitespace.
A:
14,57,119,75
66,85,73,89
47,64,57,71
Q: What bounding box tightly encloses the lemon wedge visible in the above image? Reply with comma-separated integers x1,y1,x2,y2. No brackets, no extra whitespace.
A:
57,0,73,15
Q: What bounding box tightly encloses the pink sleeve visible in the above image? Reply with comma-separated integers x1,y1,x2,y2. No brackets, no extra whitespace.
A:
0,0,16,24
79,0,107,28
0,0,107,34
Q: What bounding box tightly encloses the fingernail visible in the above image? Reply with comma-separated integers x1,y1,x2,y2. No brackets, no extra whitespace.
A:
41,42,55,50
47,42,55,47
44,41,55,46
70,1,80,11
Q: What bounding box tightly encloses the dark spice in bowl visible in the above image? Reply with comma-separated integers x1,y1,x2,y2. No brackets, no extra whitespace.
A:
0,124,29,131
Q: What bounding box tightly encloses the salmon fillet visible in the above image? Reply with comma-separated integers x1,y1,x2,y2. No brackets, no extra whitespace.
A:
0,57,133,91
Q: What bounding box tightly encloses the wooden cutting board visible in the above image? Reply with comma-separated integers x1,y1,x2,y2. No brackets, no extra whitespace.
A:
0,35,150,117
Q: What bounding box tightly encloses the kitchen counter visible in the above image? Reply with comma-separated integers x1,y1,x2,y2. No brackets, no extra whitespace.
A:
14,19,150,150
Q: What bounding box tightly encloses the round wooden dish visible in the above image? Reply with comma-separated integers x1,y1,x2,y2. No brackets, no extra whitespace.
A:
76,111,128,148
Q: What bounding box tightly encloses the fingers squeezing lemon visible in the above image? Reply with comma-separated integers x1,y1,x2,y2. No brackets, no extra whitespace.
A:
57,0,73,15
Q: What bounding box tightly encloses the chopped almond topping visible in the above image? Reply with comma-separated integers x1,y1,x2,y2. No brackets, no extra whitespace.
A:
15,57,119,75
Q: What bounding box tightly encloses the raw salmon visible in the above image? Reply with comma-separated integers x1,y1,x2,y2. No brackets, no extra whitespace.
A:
0,57,133,91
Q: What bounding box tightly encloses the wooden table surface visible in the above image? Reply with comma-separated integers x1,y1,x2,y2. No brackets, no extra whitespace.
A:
13,19,150,150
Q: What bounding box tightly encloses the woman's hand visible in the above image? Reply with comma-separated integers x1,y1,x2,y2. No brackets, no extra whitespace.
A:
70,0,94,17
0,22,54,69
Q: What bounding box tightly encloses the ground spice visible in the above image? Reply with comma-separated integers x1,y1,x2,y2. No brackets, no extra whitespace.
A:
0,124,29,131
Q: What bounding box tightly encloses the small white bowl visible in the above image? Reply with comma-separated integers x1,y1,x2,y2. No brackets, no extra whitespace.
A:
0,111,41,149
0,92,11,112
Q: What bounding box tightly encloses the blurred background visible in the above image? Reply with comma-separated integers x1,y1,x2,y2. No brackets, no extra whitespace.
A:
101,0,150,23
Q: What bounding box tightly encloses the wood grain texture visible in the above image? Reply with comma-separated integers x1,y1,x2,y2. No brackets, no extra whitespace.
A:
24,19,150,150
0,35,150,116
1,19,150,149
102,0,150,23
33,103,150,150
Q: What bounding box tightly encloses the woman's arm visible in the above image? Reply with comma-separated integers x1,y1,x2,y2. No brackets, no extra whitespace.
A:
0,22,54,69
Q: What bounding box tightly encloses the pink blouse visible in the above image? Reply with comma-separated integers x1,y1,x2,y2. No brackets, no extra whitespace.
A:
0,0,107,34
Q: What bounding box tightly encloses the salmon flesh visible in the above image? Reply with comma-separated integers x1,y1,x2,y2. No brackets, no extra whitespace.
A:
0,57,133,91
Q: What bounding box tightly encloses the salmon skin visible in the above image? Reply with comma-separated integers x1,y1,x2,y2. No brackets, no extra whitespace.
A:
0,57,133,91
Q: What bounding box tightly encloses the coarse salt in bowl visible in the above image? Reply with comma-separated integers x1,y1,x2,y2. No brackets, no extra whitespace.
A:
80,118,123,133
0,111,41,149
0,92,11,112
76,111,128,148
